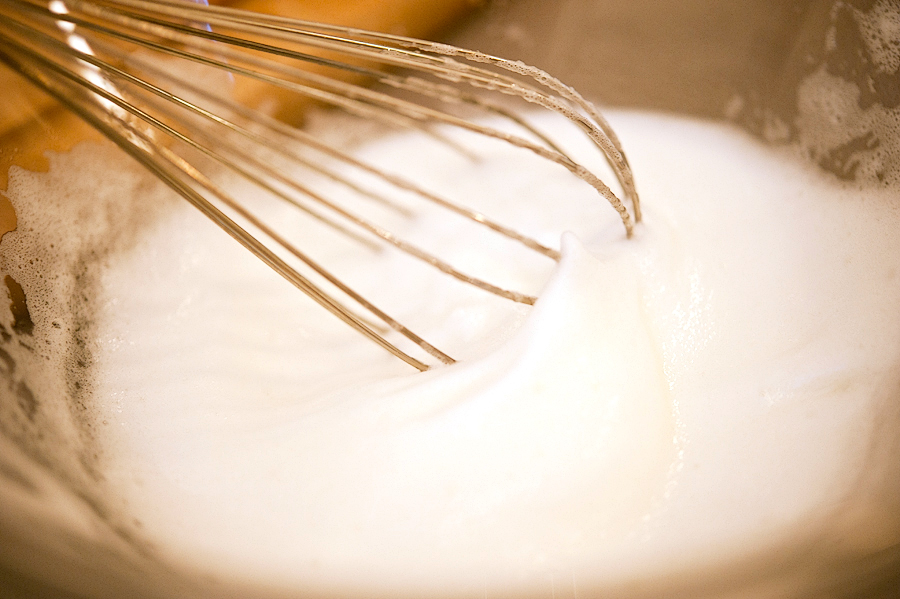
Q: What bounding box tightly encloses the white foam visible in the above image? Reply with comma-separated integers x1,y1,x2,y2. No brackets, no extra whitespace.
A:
65,110,900,596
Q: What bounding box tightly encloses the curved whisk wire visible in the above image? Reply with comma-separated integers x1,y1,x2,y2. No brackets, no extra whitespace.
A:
0,0,640,370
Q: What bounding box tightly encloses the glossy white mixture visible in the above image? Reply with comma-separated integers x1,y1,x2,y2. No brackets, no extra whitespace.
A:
17,110,900,597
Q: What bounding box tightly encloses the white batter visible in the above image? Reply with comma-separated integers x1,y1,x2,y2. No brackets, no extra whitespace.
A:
4,109,900,597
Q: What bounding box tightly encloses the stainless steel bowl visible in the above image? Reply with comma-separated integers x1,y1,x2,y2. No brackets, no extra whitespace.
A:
1,1,898,597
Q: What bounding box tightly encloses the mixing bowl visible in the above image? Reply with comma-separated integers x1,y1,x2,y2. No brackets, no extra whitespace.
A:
1,0,898,597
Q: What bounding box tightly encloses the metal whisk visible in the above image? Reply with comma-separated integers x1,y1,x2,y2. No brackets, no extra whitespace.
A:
0,0,640,370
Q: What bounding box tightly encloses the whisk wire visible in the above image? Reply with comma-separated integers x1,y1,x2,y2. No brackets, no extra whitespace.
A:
0,0,640,369
8,14,549,304
27,0,639,231
0,24,450,370
10,0,571,257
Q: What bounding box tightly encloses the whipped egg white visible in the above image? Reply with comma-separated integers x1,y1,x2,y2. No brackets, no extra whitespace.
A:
3,109,899,598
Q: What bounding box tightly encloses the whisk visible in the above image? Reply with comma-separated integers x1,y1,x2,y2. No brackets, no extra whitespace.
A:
0,0,640,371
